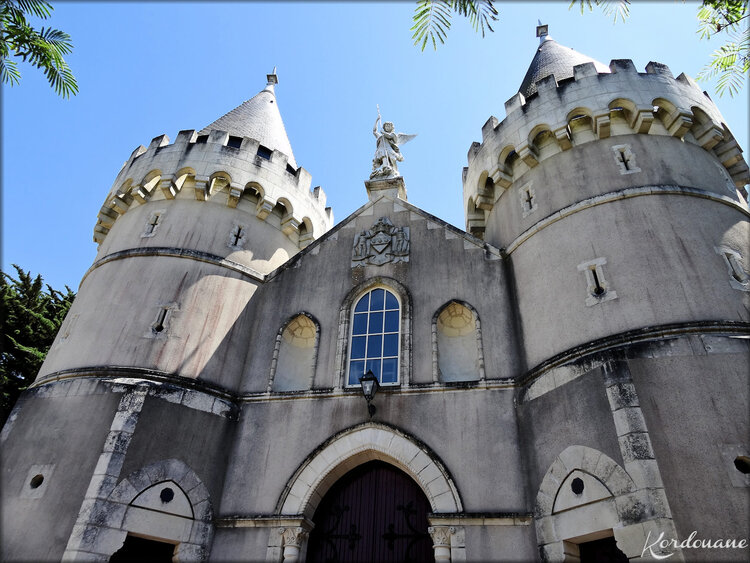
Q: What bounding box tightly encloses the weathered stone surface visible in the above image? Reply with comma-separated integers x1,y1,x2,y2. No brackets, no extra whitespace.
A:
2,33,748,563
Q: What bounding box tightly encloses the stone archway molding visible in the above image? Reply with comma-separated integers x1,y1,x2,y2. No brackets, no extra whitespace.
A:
536,445,636,521
277,422,463,518
535,445,683,562
108,458,213,521
64,458,213,561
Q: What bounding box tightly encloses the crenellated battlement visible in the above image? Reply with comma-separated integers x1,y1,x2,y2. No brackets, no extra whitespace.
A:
94,128,333,246
463,59,749,227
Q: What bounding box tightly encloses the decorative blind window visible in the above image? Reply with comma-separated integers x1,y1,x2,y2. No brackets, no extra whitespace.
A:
348,288,400,386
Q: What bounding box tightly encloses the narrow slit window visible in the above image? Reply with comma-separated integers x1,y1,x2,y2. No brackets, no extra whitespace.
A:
725,253,746,283
590,267,606,296
611,144,641,175
577,258,618,306
152,307,168,333
715,246,750,291
617,149,631,170
145,214,160,234
228,224,246,248
149,303,178,337
142,211,164,238
520,183,537,217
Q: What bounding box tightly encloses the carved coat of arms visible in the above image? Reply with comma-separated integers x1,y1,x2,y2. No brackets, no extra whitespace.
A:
352,217,409,267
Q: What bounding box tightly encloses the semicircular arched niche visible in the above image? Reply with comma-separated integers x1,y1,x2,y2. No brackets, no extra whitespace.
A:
130,480,194,518
553,469,613,514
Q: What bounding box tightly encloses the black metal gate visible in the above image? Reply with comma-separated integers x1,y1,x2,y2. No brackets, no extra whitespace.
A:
306,461,434,562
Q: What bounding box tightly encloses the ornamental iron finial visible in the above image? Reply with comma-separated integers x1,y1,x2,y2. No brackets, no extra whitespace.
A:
536,21,549,43
267,67,278,86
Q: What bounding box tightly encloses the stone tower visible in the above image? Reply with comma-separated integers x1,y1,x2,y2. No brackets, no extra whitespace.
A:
42,71,333,389
463,25,749,560
1,73,333,561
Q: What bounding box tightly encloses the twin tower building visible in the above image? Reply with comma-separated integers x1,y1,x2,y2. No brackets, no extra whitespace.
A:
2,26,749,562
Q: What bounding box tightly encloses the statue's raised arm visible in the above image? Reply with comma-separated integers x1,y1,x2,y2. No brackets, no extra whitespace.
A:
370,107,416,180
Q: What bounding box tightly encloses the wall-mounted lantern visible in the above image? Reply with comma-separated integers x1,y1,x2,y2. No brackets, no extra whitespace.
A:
359,370,379,418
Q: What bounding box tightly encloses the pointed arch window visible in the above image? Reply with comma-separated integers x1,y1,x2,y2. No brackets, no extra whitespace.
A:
348,288,400,386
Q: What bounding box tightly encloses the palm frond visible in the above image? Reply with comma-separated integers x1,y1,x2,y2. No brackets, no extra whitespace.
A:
13,0,53,20
0,57,21,85
454,0,498,37
38,26,74,54
696,8,749,96
42,57,77,98
0,0,76,95
571,0,630,23
412,0,453,51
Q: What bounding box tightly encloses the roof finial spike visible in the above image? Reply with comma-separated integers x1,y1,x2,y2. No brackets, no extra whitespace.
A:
536,21,549,44
266,67,278,86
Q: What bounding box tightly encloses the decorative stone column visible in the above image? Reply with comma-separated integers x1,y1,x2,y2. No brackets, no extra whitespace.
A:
280,526,308,562
603,358,683,561
428,526,455,561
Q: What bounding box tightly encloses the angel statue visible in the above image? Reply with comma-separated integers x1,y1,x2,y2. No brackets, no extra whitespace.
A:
370,105,416,179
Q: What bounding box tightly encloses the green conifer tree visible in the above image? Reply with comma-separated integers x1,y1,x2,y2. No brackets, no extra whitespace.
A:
0,265,75,425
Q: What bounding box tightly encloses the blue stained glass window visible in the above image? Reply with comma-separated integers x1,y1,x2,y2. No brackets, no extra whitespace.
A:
368,312,383,333
384,311,399,332
349,361,365,386
366,359,381,379
352,314,368,335
354,294,369,313
367,335,382,358
351,336,366,359
370,288,385,310
382,358,398,383
383,333,399,356
348,288,400,385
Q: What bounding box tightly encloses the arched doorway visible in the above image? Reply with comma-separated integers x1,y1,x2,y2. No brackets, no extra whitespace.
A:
306,461,434,563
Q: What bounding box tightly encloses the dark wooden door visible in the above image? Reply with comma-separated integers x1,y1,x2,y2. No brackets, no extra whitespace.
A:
307,461,434,563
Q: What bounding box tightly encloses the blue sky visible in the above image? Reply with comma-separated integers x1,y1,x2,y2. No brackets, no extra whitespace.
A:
2,1,748,290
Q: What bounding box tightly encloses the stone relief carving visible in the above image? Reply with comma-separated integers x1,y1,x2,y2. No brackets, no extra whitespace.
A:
352,217,410,267
428,526,455,547
371,105,416,179
280,527,308,548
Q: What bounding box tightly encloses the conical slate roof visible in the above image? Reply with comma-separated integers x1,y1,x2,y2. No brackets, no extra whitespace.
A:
518,34,610,98
200,73,297,168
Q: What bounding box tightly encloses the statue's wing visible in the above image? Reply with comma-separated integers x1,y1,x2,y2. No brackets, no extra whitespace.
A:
396,133,417,145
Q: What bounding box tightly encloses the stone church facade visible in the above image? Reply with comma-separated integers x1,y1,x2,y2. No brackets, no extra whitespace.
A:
2,27,749,562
